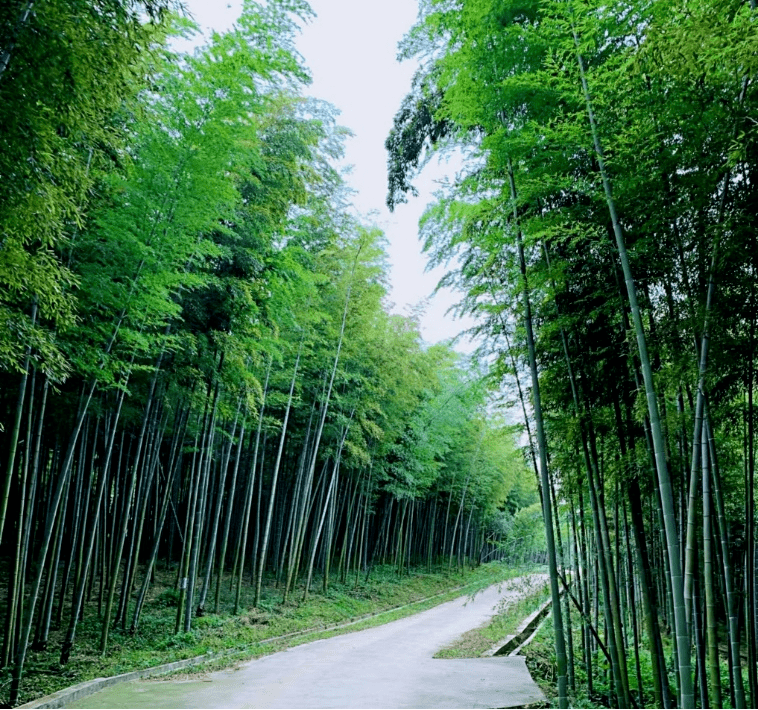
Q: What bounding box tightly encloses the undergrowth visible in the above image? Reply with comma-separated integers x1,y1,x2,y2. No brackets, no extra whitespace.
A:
520,612,751,709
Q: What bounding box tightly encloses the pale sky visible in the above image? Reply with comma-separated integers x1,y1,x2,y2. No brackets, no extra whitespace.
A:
182,0,474,350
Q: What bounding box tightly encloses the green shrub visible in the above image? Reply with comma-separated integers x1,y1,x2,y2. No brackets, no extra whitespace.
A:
154,588,181,608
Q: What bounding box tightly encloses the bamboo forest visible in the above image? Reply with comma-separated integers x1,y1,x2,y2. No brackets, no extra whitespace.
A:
0,0,757,707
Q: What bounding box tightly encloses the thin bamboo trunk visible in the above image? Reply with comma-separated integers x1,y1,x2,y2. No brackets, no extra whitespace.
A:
214,416,244,613
448,429,485,571
624,500,644,707
60,382,129,664
35,460,73,651
198,405,242,614
283,395,323,602
184,395,218,631
748,298,757,707
286,253,359,598
576,492,594,697
101,362,162,652
550,471,575,692
628,476,668,708
255,341,302,607
706,412,746,707
118,403,167,626
507,157,568,707
573,36,693,706
234,362,271,614
3,365,36,667
175,416,203,633
684,197,722,626
130,461,179,631
304,443,345,601
0,301,36,547
702,421,721,706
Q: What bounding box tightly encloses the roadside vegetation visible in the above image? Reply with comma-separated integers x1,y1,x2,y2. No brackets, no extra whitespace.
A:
434,576,550,659
523,610,750,709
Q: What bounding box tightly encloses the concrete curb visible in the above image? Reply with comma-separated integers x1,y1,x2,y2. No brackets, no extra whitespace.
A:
18,573,516,709
17,654,218,709
483,593,555,658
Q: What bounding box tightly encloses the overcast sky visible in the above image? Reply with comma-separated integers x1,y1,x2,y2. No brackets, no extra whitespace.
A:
182,0,475,350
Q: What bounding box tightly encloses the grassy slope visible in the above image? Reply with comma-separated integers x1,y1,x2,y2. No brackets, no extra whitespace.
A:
433,576,550,659
9,561,527,706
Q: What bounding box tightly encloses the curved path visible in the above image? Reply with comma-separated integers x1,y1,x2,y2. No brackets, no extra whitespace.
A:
71,575,547,709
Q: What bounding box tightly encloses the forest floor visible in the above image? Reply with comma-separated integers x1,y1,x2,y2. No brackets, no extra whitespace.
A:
10,560,537,706
520,617,752,709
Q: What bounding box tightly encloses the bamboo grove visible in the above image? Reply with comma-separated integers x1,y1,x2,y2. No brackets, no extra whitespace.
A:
386,0,758,707
0,1,544,705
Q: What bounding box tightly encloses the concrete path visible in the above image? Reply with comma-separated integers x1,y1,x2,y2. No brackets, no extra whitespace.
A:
70,575,547,709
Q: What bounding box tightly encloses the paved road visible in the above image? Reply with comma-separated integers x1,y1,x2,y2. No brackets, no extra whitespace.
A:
71,575,547,709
